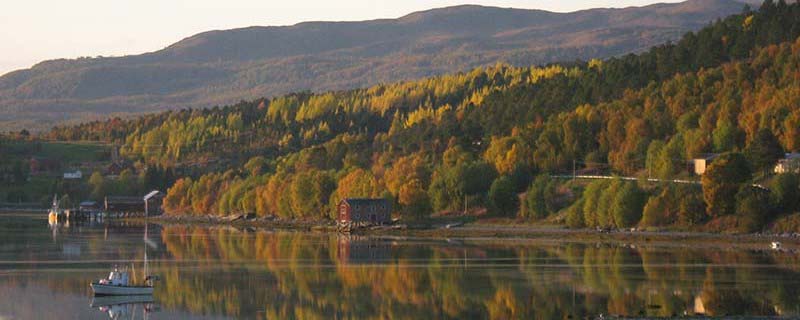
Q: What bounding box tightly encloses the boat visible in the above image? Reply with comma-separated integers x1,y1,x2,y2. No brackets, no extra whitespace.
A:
91,268,154,296
91,222,159,296
48,195,63,225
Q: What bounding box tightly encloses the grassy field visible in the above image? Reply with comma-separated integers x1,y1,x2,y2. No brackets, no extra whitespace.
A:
0,141,110,205
36,142,110,164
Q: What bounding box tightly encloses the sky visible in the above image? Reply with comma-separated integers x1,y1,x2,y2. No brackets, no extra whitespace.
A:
0,0,685,76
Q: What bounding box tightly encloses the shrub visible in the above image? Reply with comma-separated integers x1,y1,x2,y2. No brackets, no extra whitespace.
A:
519,175,556,219
735,186,772,233
770,173,800,214
489,176,518,216
702,152,752,217
565,198,585,228
611,182,647,228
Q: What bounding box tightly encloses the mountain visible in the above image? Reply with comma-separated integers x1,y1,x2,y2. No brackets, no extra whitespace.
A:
0,0,754,131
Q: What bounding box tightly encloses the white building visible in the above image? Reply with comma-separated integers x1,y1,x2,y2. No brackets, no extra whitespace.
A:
774,153,800,174
63,170,82,179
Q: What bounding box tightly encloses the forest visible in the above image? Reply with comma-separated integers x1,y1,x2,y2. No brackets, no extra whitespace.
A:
25,1,800,232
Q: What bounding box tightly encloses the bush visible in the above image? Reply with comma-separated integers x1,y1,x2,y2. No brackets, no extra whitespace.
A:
489,176,518,216
678,192,707,225
702,152,752,217
771,213,800,233
735,186,772,233
565,198,585,228
611,182,647,228
519,175,556,219
581,180,609,227
770,173,800,214
641,188,673,227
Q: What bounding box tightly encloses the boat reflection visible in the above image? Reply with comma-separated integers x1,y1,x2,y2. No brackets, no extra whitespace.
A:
91,295,158,320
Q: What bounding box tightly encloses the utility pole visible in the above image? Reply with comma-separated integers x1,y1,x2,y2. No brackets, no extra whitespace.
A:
463,194,467,214
572,159,576,180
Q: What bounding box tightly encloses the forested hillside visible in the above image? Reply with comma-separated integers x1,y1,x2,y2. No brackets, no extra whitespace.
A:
0,0,754,131
38,1,800,232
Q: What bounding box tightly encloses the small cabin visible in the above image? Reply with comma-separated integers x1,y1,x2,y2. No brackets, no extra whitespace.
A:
105,196,145,213
63,170,83,179
338,198,391,225
79,201,100,212
143,190,164,216
692,153,720,175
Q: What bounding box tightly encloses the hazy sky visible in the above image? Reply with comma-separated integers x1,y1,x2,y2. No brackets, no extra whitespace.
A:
0,0,685,75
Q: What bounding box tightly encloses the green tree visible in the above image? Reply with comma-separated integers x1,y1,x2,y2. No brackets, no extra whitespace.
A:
735,187,771,233
611,182,647,228
565,198,585,228
744,128,783,174
770,173,800,213
88,171,106,200
519,175,556,219
244,156,268,176
702,153,752,217
488,176,518,216
712,119,742,152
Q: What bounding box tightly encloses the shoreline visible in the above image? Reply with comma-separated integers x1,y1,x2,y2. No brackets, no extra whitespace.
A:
140,213,800,250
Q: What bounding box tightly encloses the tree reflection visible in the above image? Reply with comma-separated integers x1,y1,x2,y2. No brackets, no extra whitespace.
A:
146,226,800,319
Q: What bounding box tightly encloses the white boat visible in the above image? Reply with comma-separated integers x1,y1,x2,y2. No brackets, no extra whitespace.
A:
91,268,154,296
92,223,159,296
48,195,63,225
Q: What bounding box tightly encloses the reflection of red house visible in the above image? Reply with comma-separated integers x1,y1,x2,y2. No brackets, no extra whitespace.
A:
337,236,392,264
29,157,61,174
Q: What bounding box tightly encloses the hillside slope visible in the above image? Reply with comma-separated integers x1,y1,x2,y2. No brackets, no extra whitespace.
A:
0,0,752,130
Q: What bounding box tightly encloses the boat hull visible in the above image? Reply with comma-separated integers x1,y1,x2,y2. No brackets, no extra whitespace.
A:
91,283,153,296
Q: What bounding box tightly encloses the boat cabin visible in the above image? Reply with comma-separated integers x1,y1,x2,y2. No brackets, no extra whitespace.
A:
100,268,130,286
337,198,391,225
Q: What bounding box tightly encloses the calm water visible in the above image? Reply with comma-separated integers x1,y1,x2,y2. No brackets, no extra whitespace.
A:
1,213,800,319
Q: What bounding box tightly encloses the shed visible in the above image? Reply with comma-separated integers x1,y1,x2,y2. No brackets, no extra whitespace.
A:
143,190,165,216
337,198,391,225
105,196,145,213
79,201,100,212
63,170,83,179
692,153,720,175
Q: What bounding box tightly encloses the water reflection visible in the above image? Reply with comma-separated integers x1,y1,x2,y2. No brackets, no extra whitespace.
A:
91,296,157,320
0,214,799,319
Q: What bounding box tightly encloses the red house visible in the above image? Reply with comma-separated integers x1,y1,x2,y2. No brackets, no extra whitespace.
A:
337,198,391,225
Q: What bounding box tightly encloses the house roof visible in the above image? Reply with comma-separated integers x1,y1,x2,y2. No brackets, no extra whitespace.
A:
784,153,800,160
694,153,721,161
105,196,142,204
143,190,163,201
79,201,97,206
341,198,389,206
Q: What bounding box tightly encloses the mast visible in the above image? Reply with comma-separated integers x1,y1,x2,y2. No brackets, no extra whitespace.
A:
143,218,149,285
